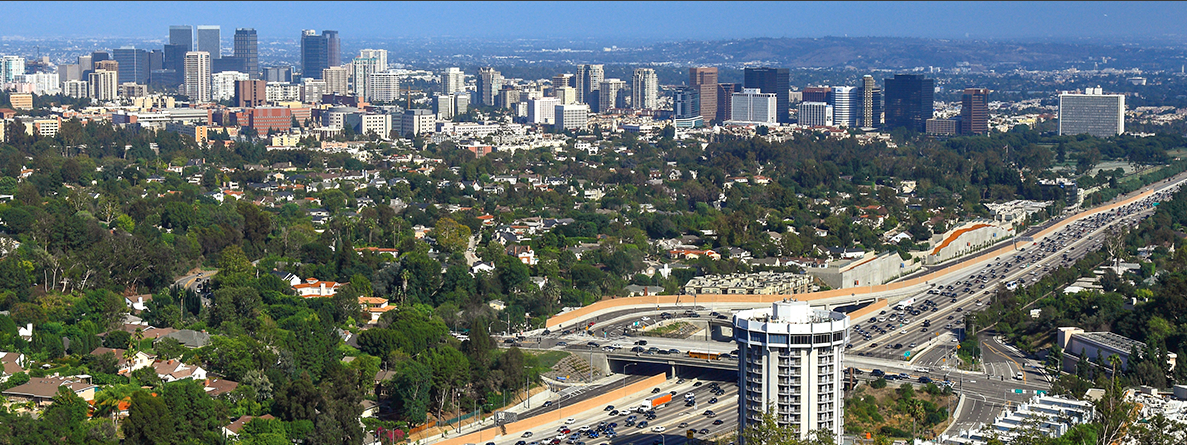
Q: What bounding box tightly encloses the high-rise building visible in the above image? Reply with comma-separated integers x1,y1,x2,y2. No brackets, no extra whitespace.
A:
0,56,25,83
148,49,164,72
802,86,831,103
184,51,212,103
730,88,778,124
716,83,741,122
744,67,790,124
163,44,187,84
212,71,248,102
352,55,383,100
476,67,503,107
234,28,259,79
734,301,849,442
88,70,118,101
1058,87,1124,138
960,88,990,135
555,103,590,130
301,79,328,104
552,73,575,90
196,25,220,59
689,67,718,124
301,30,340,79
528,97,561,124
112,47,150,85
673,87,700,119
323,66,350,95
829,86,859,128
357,49,387,72
169,25,193,52
368,71,402,103
441,67,465,94
576,64,603,107
236,80,267,107
798,102,834,127
632,68,658,110
883,74,934,132
859,75,882,128
598,78,627,113
264,66,292,83
94,60,119,77
64,80,89,99
553,87,577,105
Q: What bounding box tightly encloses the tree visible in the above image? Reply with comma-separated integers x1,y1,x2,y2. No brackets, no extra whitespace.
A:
740,405,836,445
123,391,176,445
434,217,471,254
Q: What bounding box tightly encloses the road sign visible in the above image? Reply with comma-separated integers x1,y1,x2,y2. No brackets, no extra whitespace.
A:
1013,389,1025,394
904,351,911,358
1036,390,1047,396
687,430,695,439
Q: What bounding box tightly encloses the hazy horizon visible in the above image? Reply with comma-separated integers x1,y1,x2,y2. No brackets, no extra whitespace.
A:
1,1,1184,42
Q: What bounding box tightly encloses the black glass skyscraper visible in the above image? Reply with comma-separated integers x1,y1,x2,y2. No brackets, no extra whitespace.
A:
234,28,259,79
300,30,340,79
743,67,790,124
883,74,934,132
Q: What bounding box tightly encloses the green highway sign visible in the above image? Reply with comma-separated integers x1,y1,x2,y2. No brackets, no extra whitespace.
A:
1014,389,1025,394
1036,390,1047,395
904,351,911,357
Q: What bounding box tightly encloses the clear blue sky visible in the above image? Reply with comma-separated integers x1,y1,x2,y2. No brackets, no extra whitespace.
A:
2,1,1184,41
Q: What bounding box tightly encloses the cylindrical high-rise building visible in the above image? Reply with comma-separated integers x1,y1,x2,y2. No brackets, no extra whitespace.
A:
734,300,849,442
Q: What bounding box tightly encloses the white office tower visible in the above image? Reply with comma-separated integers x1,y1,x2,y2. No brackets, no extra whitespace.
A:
368,71,402,103
212,71,249,101
352,53,386,100
18,73,61,95
64,80,89,98
734,301,848,442
730,88,778,124
477,67,503,106
598,78,626,113
1058,86,1125,137
88,70,118,101
184,51,212,103
528,97,561,124
441,67,465,94
434,95,456,120
829,85,859,127
323,66,350,95
553,86,577,105
632,68,658,110
555,103,590,130
1,55,26,83
798,102,834,127
266,82,302,102
302,79,328,103
357,49,388,71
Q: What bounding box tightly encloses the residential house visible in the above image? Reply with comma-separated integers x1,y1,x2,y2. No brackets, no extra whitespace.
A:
89,347,154,374
293,277,343,297
160,329,211,348
359,296,397,323
152,359,207,382
0,352,26,383
669,249,721,261
2,376,98,407
223,415,276,437
506,245,539,266
125,294,153,312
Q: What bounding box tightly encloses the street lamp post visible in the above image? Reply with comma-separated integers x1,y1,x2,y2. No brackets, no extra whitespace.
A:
623,363,637,392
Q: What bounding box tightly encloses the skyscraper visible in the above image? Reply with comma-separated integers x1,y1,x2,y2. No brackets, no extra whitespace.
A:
730,88,778,124
631,68,658,110
1058,87,1124,138
0,56,26,84
476,67,503,107
960,88,990,135
234,28,259,79
442,67,465,94
197,25,221,59
88,69,118,101
829,86,859,127
883,74,934,132
716,83,741,122
112,47,150,85
598,78,627,113
859,75,882,128
689,67,718,124
184,51,212,103
743,67,790,124
300,30,340,79
264,66,292,83
352,54,385,100
162,44,187,86
368,71,402,103
802,86,831,103
169,25,193,52
798,102,834,127
236,79,267,107
575,64,603,107
734,301,849,442
552,73,574,89
323,66,350,95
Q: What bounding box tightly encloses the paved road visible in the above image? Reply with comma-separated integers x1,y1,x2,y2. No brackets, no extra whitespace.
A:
173,269,217,291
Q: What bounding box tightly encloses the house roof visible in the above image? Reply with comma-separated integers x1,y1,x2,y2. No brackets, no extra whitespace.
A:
2,376,95,399
0,352,23,376
204,378,239,397
225,414,276,434
161,330,211,348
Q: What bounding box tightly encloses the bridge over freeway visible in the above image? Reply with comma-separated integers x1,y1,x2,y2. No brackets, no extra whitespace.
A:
604,351,738,377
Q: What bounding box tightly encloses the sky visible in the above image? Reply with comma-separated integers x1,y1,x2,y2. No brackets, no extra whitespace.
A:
1,1,1184,42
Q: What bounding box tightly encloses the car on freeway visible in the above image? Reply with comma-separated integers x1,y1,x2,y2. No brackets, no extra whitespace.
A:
523,432,534,438
713,419,724,425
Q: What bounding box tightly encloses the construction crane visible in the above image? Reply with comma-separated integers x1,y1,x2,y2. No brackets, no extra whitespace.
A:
400,87,423,109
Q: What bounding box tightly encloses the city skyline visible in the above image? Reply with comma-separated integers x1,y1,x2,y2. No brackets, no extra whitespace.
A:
1,1,1185,41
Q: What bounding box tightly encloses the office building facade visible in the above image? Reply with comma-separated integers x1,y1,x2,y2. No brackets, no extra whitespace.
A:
368,71,402,103
169,25,193,51
323,66,350,95
300,30,340,79
1058,87,1124,138
744,67,790,124
476,67,503,107
555,103,590,130
598,79,626,113
0,56,25,83
528,97,561,124
237,80,267,107
829,86,859,128
798,102,834,127
88,70,118,101
690,67,718,124
859,75,882,128
441,67,465,95
112,47,150,85
576,64,604,109
734,301,849,442
352,55,384,100
197,25,220,59
212,71,249,102
184,51,212,103
883,74,934,132
632,68,658,110
673,87,700,119
959,88,990,135
717,83,741,122
802,86,831,104
234,28,259,79
264,66,292,83
730,88,778,124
